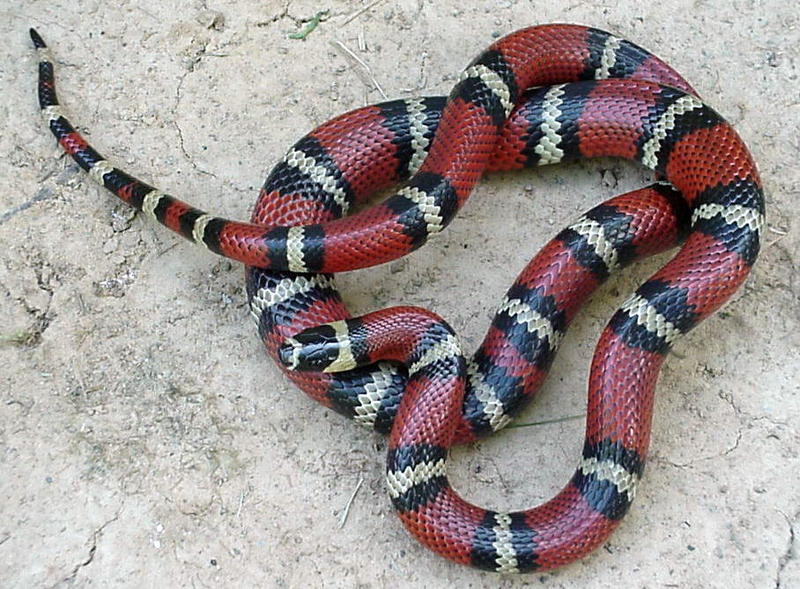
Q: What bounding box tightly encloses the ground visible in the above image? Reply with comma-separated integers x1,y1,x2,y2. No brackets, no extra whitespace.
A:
1,1,798,587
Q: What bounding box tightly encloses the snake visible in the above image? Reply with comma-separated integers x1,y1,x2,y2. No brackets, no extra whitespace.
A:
31,25,764,573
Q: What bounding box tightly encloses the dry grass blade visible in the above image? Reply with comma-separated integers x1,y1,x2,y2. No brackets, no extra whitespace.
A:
341,0,388,26
330,39,388,99
339,476,365,528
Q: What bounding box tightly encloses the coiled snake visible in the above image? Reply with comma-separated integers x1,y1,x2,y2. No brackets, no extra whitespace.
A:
32,24,764,572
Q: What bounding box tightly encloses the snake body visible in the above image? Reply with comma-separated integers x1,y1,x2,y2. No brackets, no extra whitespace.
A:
32,25,764,572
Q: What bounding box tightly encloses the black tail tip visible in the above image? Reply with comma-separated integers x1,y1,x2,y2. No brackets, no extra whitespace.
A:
30,28,46,48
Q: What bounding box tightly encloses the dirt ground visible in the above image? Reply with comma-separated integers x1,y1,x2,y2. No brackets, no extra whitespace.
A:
1,1,798,587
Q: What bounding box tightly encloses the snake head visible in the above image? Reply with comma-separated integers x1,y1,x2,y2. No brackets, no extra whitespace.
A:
278,322,355,372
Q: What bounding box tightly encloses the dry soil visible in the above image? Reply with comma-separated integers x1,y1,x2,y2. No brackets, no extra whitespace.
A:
1,1,799,587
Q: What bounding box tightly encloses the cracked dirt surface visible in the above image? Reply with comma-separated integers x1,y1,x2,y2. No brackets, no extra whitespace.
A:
2,1,798,587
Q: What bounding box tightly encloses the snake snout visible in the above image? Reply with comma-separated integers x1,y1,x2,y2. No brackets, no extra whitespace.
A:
278,325,344,372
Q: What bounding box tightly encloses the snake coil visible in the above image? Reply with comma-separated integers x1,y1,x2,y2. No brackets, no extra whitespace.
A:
32,25,764,572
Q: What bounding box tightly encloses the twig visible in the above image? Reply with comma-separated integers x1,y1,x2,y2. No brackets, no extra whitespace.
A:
338,476,364,528
766,235,787,248
506,413,585,429
341,0,387,26
766,225,789,247
236,487,246,519
401,50,429,93
330,39,387,99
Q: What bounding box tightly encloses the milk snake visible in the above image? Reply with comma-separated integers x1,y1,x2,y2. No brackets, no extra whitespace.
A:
32,25,764,573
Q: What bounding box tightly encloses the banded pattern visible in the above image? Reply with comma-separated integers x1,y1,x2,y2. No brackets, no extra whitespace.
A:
277,79,763,572
533,85,568,165
405,98,434,174
33,24,763,573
